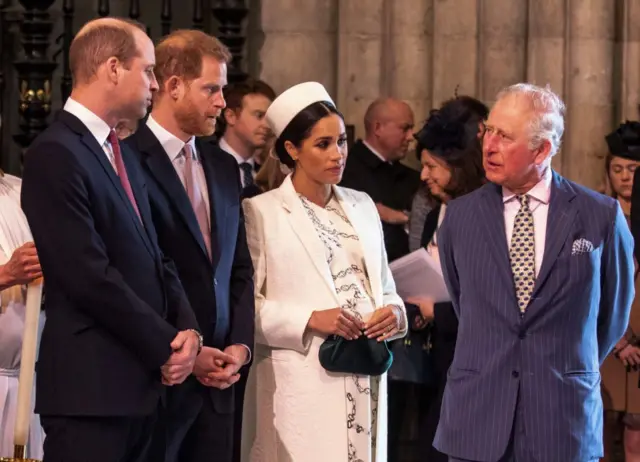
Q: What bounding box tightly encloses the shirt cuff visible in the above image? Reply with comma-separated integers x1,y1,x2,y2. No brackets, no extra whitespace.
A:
235,343,252,365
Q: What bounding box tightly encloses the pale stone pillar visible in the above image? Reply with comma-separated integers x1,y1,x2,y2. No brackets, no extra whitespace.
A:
388,0,434,125
335,0,385,138
618,0,640,122
526,0,567,174
258,0,338,96
431,0,479,107
564,0,615,189
477,0,527,105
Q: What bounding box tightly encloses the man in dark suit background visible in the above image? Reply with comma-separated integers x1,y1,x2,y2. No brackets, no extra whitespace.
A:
215,78,275,194
126,30,254,462
340,97,420,263
20,18,202,462
435,83,634,462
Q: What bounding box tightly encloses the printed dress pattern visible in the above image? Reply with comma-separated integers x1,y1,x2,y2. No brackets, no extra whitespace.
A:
299,194,380,462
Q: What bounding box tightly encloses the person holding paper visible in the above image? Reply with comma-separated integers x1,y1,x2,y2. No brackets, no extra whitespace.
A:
0,172,45,459
403,96,487,462
434,83,634,462
241,82,407,462
21,18,201,462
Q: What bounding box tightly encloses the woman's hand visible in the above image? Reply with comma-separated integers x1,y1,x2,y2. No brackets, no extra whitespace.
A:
307,308,364,340
406,296,435,321
364,305,403,342
618,344,640,370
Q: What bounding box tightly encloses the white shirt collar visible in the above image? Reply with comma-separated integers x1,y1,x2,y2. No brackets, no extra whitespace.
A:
219,137,254,167
363,140,392,164
502,167,552,204
146,115,197,161
63,98,112,147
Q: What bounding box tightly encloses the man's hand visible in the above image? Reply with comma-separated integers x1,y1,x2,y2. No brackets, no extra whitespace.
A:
375,203,409,225
618,344,640,370
198,344,247,390
161,330,200,386
193,346,239,389
0,242,42,288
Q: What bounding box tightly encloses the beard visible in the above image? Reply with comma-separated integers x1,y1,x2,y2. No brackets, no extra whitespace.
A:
175,97,216,137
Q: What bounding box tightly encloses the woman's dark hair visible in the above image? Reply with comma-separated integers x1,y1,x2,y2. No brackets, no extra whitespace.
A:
274,101,344,168
414,98,486,199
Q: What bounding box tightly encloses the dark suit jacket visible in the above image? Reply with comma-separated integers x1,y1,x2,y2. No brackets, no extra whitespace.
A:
434,172,635,462
21,110,198,417
340,140,420,262
630,168,640,262
127,125,254,414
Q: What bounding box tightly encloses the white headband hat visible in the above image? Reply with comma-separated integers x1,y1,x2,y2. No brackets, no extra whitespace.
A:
265,82,335,138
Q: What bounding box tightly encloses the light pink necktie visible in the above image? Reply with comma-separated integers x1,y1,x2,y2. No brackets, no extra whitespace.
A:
183,144,212,258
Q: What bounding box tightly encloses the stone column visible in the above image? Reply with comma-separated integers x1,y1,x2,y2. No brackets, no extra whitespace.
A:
618,0,640,122
564,0,615,189
477,0,527,105
388,0,433,124
526,0,567,174
258,0,338,96
431,0,479,107
335,0,385,137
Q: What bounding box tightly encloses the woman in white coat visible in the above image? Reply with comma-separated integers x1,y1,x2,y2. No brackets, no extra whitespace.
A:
241,82,407,462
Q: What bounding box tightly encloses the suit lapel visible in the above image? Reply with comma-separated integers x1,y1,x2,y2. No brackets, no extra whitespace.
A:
278,177,340,303
478,184,516,301
136,126,210,264
199,141,226,268
531,172,577,298
335,188,383,306
59,112,155,257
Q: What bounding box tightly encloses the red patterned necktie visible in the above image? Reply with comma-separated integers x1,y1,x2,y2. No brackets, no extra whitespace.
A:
107,130,142,222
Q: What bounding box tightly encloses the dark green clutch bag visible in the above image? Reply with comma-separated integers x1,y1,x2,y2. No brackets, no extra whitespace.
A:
318,334,394,376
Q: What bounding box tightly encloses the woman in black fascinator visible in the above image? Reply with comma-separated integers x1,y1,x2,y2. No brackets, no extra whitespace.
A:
600,121,640,462
404,97,487,462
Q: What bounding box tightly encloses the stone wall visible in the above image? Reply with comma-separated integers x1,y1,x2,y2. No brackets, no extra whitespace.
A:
250,0,640,189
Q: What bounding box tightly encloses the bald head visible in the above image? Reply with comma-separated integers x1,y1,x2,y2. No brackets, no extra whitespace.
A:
363,97,415,161
69,17,147,85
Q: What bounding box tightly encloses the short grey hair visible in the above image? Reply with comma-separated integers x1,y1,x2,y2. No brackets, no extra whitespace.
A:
496,83,566,157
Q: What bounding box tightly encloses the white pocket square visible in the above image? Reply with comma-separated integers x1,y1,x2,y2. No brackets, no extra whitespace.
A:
571,238,594,255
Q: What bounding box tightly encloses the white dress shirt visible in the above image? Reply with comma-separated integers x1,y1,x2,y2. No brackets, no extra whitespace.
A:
502,168,552,278
146,116,211,223
64,98,116,170
219,137,255,188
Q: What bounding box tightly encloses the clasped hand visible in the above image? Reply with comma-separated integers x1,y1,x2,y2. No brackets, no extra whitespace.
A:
161,330,200,386
194,345,246,390
308,305,401,342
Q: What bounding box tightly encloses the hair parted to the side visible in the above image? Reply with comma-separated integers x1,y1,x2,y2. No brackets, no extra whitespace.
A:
216,78,276,136
496,83,566,157
274,101,344,169
154,29,231,93
69,18,146,86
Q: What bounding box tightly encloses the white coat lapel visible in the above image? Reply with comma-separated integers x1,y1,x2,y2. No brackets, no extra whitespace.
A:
334,187,383,307
278,177,340,304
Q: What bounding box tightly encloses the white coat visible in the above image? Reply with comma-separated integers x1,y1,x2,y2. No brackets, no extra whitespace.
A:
241,175,406,462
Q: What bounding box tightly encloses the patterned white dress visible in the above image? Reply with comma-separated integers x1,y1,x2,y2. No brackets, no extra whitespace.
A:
300,193,380,462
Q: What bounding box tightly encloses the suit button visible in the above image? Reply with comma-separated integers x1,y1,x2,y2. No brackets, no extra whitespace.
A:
512,370,520,378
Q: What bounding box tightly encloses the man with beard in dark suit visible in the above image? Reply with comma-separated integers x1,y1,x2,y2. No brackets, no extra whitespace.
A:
340,98,421,263
126,30,254,462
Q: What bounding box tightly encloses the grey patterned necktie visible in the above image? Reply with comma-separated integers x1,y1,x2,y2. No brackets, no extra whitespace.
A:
240,162,254,188
509,195,536,312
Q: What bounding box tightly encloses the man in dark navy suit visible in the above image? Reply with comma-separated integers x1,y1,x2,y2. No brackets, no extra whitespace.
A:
126,30,254,462
434,83,634,462
21,18,202,462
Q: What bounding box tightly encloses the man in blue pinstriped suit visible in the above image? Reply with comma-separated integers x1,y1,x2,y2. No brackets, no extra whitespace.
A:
433,83,635,462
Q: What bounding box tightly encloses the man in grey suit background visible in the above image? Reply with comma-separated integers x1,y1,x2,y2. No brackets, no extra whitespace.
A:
433,83,635,462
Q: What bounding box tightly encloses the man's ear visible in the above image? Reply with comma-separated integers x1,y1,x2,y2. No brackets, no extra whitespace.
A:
224,108,238,127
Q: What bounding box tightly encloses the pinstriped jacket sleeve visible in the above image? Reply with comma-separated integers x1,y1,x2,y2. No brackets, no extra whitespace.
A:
598,201,635,363
436,202,461,318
